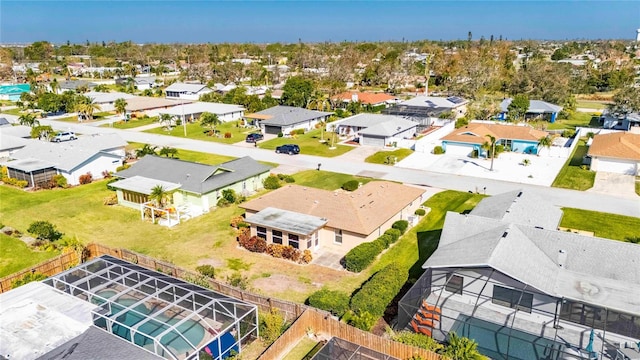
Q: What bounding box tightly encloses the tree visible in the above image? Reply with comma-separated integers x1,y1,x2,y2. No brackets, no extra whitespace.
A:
18,113,40,128
609,85,640,115
482,134,497,171
31,125,54,140
37,92,63,113
329,123,338,149
74,96,101,121
507,94,529,122
281,76,315,108
27,220,63,242
537,135,553,156
158,146,178,158
149,185,169,208
200,112,221,136
135,144,157,158
114,98,128,120
159,113,174,129
440,332,484,360
49,78,60,94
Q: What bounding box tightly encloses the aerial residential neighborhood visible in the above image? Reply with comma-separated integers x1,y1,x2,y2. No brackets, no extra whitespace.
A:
0,2,639,360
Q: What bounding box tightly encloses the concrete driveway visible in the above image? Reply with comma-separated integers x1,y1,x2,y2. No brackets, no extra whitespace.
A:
588,172,638,199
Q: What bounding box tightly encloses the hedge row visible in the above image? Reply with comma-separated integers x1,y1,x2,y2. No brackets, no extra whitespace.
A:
307,289,350,317
344,222,407,272
350,263,408,321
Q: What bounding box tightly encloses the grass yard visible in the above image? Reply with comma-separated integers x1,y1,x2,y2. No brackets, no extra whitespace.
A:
560,208,640,242
575,100,607,110
546,113,600,130
282,338,321,360
0,234,60,277
258,129,353,157
0,108,23,116
365,148,414,165
291,170,373,190
126,142,236,165
636,178,640,196
145,120,254,144
105,116,158,129
552,138,595,190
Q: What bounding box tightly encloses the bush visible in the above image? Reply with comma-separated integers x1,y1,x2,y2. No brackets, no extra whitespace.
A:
52,174,67,188
392,220,409,234
277,173,295,183
116,164,130,172
455,117,469,128
12,272,48,289
79,172,93,185
375,234,393,249
227,272,248,290
471,149,479,158
384,228,402,243
343,310,378,331
290,128,305,136
196,265,215,279
344,241,385,272
2,177,28,188
239,235,267,253
221,189,237,204
414,208,426,216
341,180,360,191
259,309,287,344
277,132,284,138
103,193,118,205
263,174,281,189
27,220,63,241
224,132,232,138
389,330,444,352
433,146,445,155
230,215,245,228
307,289,350,317
562,129,576,138
350,263,408,322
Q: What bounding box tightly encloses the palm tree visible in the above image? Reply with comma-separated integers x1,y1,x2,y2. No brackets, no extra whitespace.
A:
482,134,497,171
159,113,173,129
537,135,552,156
75,96,101,121
149,185,168,208
315,120,327,141
114,98,128,121
329,123,338,149
18,113,40,128
200,112,221,136
49,78,60,94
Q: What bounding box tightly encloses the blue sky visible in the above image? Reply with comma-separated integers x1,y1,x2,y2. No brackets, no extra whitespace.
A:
1,1,639,44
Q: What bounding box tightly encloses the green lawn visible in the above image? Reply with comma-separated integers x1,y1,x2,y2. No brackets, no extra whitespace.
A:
126,142,236,165
546,113,600,130
291,170,373,190
636,179,640,196
1,108,23,116
551,138,595,190
365,149,414,165
56,111,113,123
258,129,353,157
560,208,640,241
0,234,60,277
282,338,321,360
575,100,607,110
145,120,253,144
105,116,158,129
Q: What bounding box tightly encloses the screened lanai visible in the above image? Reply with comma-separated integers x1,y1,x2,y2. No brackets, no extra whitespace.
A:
312,337,399,360
44,255,258,360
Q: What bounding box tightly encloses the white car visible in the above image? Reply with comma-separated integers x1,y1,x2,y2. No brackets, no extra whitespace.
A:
52,131,77,142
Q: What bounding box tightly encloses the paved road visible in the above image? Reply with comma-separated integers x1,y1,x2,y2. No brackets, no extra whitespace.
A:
29,118,640,218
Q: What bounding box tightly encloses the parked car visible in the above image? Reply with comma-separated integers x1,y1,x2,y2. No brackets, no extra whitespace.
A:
245,133,264,143
52,131,77,142
275,144,300,155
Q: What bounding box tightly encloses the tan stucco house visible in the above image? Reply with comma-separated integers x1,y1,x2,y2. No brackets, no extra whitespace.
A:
240,181,426,254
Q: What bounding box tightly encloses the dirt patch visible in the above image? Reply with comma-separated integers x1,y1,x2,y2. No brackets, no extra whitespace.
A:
252,274,311,294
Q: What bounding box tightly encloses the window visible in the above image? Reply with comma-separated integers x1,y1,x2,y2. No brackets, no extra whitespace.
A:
272,230,282,244
256,226,266,240
306,236,312,249
492,285,533,313
445,274,463,295
288,234,299,249
334,229,342,244
123,191,148,204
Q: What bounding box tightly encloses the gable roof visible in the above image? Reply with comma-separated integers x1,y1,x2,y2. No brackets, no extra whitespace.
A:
116,156,272,195
240,181,425,235
165,82,211,93
85,91,136,104
399,96,468,109
441,122,548,144
248,106,332,126
587,132,640,161
358,118,417,137
500,98,563,113
332,91,397,105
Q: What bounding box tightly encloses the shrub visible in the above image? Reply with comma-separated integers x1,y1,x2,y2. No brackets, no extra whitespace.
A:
471,149,479,158
389,330,444,351
433,146,445,155
350,263,408,321
259,309,287,344
277,132,284,138
384,228,402,243
103,193,118,205
239,235,267,253
52,174,67,188
12,272,47,289
224,132,232,138
221,189,237,204
227,272,248,290
343,310,378,331
101,170,112,179
116,164,131,172
217,197,230,207
263,174,281,189
2,177,28,188
196,265,215,279
301,249,312,264
344,241,385,272
79,172,93,185
289,128,305,136
276,173,295,183
455,117,469,128
392,220,409,234
414,208,426,216
341,180,360,191
562,129,576,138
586,131,595,139
307,289,350,317
375,234,393,249
440,332,484,359
27,220,63,241
230,215,245,228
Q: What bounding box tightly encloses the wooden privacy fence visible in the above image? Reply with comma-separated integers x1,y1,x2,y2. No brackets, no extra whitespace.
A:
259,308,441,360
0,251,79,293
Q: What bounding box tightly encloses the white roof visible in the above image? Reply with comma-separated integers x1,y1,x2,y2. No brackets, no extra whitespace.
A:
400,96,468,109
165,82,211,93
85,91,136,104
0,134,29,151
0,125,32,138
158,102,244,116
359,118,417,137
109,175,182,195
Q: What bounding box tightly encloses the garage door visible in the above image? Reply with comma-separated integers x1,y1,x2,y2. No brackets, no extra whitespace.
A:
264,125,282,135
445,144,474,156
598,159,637,175
361,136,385,147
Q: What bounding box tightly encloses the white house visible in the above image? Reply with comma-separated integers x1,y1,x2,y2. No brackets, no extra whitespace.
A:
244,106,332,135
333,113,417,147
588,132,640,175
85,91,136,112
165,83,213,101
158,102,245,123
393,96,468,118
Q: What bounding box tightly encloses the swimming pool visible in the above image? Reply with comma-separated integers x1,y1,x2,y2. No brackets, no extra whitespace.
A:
94,289,206,357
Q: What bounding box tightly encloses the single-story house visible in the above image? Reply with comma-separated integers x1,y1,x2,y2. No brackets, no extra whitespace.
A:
0,84,30,101
399,190,640,359
0,134,29,159
157,102,245,123
111,156,272,214
331,91,399,108
85,91,136,112
587,132,640,175
498,98,563,123
600,110,640,131
123,96,186,118
244,105,332,135
240,181,425,254
440,122,549,156
333,113,418,147
389,96,468,119
165,82,213,101
8,133,126,186
115,76,159,90
57,79,97,93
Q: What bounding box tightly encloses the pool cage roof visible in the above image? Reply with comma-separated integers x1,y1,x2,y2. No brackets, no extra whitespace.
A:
312,337,399,360
44,255,258,360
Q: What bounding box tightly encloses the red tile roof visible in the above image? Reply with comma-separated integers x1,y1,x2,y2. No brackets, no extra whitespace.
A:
441,123,549,144
332,92,397,105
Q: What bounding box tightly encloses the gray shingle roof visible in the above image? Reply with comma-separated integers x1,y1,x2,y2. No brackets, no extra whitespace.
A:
116,156,272,195
336,113,409,128
500,98,563,113
358,118,417,137
165,82,210,93
252,106,331,126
